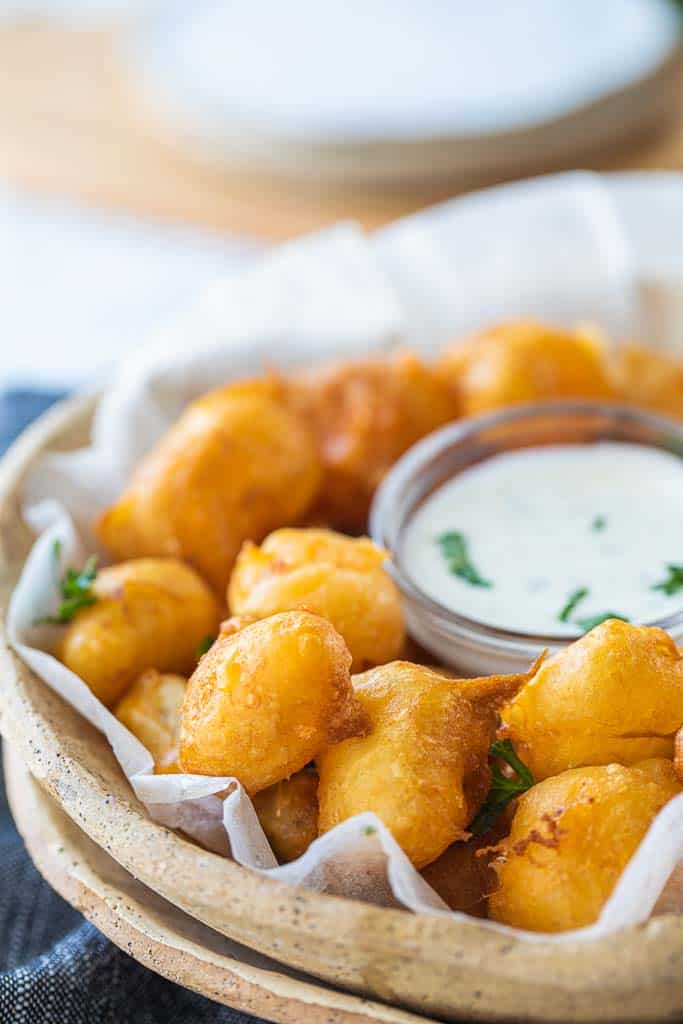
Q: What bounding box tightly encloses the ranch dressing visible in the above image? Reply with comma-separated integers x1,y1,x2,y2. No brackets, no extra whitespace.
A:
400,442,683,637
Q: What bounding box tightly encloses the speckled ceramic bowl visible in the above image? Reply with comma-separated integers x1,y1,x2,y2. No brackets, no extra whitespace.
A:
1,395,682,1023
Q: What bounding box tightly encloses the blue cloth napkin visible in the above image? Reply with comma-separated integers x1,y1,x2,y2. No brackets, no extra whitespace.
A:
0,390,260,1024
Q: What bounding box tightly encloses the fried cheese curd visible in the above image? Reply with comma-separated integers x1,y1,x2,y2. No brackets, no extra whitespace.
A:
58,558,219,706
283,352,456,531
96,380,322,594
421,819,509,918
317,661,537,870
179,611,368,793
488,759,682,932
228,528,404,671
114,669,186,773
500,619,683,781
609,342,683,420
252,770,319,863
437,320,614,417
675,726,683,784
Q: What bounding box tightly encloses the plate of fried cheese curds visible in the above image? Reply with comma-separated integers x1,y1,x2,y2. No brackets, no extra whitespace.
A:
2,171,683,1023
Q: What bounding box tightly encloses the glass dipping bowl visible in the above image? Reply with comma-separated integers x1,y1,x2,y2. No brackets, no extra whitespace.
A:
369,401,683,676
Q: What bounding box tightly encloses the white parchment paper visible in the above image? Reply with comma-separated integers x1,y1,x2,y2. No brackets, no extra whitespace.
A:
8,175,683,942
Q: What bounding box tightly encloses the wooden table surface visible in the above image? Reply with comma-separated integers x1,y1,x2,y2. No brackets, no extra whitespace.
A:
1,19,682,241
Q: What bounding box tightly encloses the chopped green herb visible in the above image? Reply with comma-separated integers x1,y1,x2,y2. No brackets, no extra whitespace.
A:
362,825,377,836
558,586,589,623
591,515,607,532
437,531,492,589
197,634,217,658
651,564,683,597
37,551,99,624
576,611,630,632
470,739,535,836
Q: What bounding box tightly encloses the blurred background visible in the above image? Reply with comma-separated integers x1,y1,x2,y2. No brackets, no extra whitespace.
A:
0,0,682,391
1,5,683,1022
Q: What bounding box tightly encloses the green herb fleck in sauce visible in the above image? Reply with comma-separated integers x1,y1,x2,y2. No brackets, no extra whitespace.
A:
470,740,535,836
437,531,492,589
651,564,683,597
591,515,607,532
558,586,589,623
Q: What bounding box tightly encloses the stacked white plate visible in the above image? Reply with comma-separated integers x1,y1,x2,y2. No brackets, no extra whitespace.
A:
129,0,682,184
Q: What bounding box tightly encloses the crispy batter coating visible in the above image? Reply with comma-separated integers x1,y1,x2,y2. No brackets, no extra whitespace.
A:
500,619,683,781
317,661,514,869
96,380,322,594
421,823,508,917
675,725,683,784
284,352,457,531
253,770,319,863
437,320,614,416
609,343,683,420
488,760,681,932
179,611,367,793
228,528,405,671
114,669,186,773
58,558,219,706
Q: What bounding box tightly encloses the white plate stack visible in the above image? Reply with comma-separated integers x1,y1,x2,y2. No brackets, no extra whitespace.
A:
128,0,682,185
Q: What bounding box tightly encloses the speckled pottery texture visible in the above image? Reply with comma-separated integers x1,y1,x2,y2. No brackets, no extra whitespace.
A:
2,745,432,1024
1,396,683,1024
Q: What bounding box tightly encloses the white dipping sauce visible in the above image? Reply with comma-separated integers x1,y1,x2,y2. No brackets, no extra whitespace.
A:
401,442,683,636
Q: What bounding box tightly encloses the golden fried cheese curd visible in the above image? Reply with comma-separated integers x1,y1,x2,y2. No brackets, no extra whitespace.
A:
179,611,368,793
488,759,681,932
609,342,683,420
58,558,219,706
228,528,405,671
437,320,614,417
317,661,514,870
284,352,457,531
114,669,186,773
96,380,322,594
675,725,683,784
253,770,319,863
500,619,683,781
421,825,506,918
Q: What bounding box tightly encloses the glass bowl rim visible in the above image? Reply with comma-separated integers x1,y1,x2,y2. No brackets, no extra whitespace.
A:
369,399,683,649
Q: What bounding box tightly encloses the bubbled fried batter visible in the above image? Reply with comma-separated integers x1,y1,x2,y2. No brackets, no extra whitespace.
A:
437,320,614,416
488,760,681,932
228,528,404,671
96,380,321,594
421,817,509,918
58,558,219,706
114,669,186,773
179,611,367,793
608,342,683,420
253,770,319,863
283,352,457,531
500,619,683,781
317,661,536,869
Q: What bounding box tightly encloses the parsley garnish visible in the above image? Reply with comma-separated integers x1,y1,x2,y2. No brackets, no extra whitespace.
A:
651,565,683,597
591,515,607,532
437,531,492,588
362,825,377,836
197,634,216,658
470,739,535,836
576,611,629,632
558,586,589,623
37,544,98,624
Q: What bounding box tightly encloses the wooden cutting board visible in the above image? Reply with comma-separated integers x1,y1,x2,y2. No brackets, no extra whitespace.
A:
0,19,682,241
